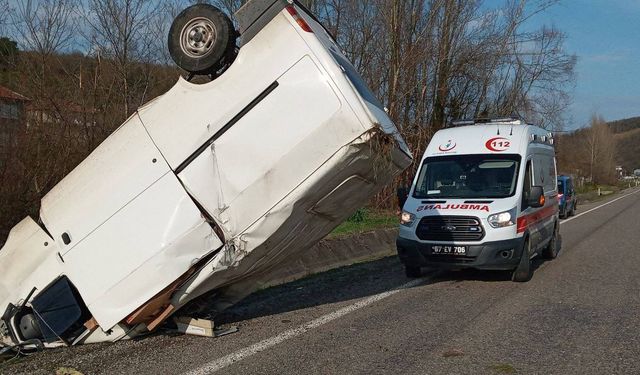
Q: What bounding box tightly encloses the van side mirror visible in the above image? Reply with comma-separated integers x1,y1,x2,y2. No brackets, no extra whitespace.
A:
528,186,545,208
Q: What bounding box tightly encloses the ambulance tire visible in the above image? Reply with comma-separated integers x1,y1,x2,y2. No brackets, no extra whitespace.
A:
542,223,559,259
512,238,532,282
168,4,236,75
405,265,422,278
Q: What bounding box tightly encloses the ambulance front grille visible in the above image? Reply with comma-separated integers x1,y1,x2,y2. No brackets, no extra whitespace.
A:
416,216,484,242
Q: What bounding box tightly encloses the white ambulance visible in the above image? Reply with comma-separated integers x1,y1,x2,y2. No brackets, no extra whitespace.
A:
397,118,559,282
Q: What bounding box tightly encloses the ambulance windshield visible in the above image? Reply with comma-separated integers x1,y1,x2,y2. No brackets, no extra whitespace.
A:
413,154,521,199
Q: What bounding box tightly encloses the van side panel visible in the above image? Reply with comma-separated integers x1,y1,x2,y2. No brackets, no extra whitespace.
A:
62,172,223,329
40,114,170,255
524,146,558,251
0,218,62,310
138,12,316,170
178,56,355,237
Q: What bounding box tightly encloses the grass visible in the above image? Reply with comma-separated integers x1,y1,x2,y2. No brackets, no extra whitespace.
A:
575,181,635,203
328,209,398,238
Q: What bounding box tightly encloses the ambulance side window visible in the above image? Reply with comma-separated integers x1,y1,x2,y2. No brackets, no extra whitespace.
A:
522,160,532,210
542,155,556,193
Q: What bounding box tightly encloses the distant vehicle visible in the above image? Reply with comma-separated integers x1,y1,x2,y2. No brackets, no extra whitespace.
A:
0,0,411,349
557,175,577,218
397,118,560,282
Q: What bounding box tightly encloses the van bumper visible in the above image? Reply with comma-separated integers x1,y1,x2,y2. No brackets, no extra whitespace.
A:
396,237,526,271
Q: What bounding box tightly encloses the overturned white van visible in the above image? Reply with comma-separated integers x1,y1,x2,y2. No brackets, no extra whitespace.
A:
0,0,411,349
397,118,559,282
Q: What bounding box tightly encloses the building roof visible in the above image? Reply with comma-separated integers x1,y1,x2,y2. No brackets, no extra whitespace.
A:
0,85,30,101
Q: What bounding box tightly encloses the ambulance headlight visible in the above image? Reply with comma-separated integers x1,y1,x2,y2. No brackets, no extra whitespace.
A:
400,211,416,226
488,208,516,228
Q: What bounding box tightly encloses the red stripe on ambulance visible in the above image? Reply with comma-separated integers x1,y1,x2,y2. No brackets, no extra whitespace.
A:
517,204,558,233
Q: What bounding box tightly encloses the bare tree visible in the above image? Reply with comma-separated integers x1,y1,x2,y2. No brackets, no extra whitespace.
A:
0,0,11,35
84,0,163,116
6,0,79,207
585,114,616,184
0,0,580,222
10,0,76,55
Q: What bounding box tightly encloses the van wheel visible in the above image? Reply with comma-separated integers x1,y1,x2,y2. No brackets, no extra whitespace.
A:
405,265,422,278
512,239,532,282
542,224,559,259
168,4,237,75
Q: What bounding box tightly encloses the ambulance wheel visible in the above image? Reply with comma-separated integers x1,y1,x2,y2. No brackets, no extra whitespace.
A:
542,223,559,259
405,265,422,278
512,239,532,282
168,4,237,75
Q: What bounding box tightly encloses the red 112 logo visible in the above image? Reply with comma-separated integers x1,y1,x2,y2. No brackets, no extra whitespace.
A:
485,137,511,152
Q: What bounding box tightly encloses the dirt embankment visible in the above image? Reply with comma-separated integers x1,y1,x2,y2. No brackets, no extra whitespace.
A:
259,228,398,288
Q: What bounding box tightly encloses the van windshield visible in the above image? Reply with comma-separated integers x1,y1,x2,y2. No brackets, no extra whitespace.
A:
413,154,521,199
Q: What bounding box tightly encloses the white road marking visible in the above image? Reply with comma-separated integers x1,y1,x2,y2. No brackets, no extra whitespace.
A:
560,188,640,225
185,188,640,374
183,278,427,375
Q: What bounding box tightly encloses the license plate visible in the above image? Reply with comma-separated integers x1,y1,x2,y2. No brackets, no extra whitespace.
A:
431,245,467,255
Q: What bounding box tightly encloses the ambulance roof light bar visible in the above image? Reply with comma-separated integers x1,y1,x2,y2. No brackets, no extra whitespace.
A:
447,116,525,128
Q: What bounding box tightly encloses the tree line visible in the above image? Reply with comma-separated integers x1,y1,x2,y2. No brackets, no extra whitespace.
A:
0,0,576,239
556,114,639,185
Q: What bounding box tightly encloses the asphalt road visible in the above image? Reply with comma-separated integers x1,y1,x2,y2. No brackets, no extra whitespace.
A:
3,188,640,375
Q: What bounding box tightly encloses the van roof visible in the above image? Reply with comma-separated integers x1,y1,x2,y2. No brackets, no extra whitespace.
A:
447,117,524,128
422,123,553,161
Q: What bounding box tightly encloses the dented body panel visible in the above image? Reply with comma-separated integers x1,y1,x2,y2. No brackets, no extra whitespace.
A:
0,0,411,348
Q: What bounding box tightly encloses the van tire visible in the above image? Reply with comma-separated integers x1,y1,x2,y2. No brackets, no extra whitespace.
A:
168,4,237,75
542,223,559,259
512,239,532,282
405,265,422,278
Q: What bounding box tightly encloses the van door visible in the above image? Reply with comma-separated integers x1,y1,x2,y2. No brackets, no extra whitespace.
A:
177,56,344,237
521,159,541,252
540,153,558,245
40,115,224,329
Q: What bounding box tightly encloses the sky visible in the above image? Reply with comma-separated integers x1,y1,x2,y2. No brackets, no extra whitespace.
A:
524,0,640,129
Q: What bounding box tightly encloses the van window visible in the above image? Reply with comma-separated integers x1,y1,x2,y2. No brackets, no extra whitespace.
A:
532,154,556,193
549,155,558,192
413,154,521,199
522,160,533,210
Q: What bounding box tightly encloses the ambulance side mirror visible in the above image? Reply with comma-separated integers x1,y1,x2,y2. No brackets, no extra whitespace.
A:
528,186,545,208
